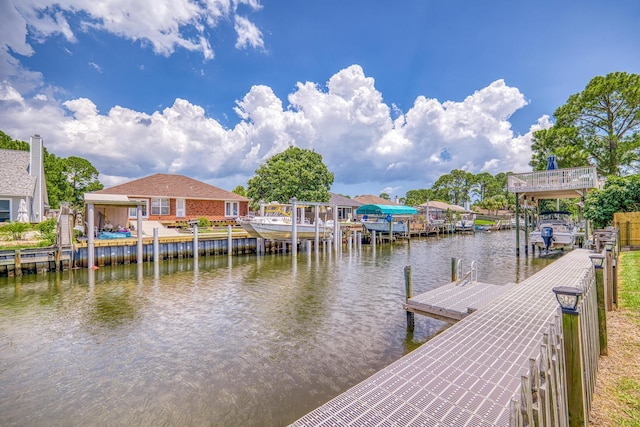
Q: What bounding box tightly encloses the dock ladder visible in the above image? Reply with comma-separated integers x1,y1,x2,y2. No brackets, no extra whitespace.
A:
455,259,477,286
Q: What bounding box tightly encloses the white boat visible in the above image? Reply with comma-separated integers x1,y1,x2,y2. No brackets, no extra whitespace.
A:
455,214,476,232
250,217,332,240
237,204,332,240
529,211,577,252
361,218,408,235
236,203,293,238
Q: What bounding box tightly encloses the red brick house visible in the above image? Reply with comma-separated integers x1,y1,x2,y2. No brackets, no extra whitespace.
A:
93,174,249,224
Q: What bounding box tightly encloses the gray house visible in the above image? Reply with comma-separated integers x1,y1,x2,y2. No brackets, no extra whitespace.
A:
0,134,49,223
329,192,362,221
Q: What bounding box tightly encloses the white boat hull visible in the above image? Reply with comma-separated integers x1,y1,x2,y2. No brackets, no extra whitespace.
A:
363,221,407,235
250,222,332,240
236,217,262,238
455,220,475,232
530,230,576,250
529,212,577,251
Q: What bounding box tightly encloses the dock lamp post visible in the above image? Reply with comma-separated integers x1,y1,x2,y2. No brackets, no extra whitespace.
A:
589,254,608,356
552,286,586,427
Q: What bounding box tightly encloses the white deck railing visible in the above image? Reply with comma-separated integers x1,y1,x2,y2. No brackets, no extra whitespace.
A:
508,167,598,194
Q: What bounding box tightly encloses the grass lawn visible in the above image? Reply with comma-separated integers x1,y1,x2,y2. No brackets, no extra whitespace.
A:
590,250,640,426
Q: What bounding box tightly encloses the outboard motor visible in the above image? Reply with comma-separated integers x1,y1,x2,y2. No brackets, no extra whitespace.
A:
541,226,554,251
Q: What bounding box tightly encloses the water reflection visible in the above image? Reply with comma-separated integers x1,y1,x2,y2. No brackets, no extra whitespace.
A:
0,231,557,426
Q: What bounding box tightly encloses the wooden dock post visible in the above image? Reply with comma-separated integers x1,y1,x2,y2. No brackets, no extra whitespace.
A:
55,245,61,272
372,230,376,251
15,249,22,276
404,265,414,330
227,225,233,256
590,254,608,355
451,257,458,282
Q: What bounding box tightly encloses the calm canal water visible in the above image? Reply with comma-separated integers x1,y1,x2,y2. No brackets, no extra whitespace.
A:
0,231,556,426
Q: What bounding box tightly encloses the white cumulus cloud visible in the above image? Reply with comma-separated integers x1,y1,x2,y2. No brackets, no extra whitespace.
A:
0,64,539,195
2,0,264,75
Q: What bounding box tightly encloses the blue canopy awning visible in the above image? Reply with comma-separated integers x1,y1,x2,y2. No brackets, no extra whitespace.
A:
355,204,418,216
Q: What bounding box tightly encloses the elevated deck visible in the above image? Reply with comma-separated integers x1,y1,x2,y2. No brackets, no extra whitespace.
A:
292,249,593,426
507,166,598,200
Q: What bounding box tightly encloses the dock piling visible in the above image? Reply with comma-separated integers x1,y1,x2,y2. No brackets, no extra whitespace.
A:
153,228,159,261
193,225,199,260
404,265,414,330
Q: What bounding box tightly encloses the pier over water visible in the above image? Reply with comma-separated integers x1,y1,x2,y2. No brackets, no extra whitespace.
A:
293,249,594,426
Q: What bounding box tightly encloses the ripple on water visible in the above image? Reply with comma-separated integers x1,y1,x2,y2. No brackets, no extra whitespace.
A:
0,232,556,426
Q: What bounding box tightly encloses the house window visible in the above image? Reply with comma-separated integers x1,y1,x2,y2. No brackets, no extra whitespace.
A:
0,199,10,223
225,201,239,217
151,198,170,216
129,200,149,218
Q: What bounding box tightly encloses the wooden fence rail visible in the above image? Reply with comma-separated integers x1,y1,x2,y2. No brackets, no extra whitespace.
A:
510,255,601,426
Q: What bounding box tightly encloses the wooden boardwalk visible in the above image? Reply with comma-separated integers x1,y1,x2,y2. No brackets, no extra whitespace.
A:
291,249,593,426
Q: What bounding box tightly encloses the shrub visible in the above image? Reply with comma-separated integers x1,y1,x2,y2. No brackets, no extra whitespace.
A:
197,217,211,228
1,221,32,240
35,218,57,234
35,218,57,246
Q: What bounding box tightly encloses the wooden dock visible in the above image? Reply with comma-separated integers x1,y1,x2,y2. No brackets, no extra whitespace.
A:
291,249,594,426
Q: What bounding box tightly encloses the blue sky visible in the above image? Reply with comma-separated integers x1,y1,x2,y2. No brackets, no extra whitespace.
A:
1,0,639,199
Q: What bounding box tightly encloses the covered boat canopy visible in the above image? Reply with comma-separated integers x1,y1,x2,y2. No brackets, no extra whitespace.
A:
356,204,418,216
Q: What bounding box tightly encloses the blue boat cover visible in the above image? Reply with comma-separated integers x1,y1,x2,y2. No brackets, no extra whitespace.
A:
355,204,418,215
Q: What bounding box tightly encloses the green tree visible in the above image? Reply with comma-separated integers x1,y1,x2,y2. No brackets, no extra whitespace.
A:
472,172,496,202
0,130,29,150
584,174,640,229
246,146,334,206
404,189,435,206
432,169,476,206
232,185,247,197
530,127,589,171
65,156,103,208
477,195,505,215
44,152,72,209
379,193,390,200
531,72,640,175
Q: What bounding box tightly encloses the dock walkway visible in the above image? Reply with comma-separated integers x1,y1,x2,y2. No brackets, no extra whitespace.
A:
292,249,593,426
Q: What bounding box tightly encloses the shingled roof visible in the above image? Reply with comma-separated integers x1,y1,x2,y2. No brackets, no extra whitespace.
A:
353,194,396,205
329,192,362,207
94,174,248,201
0,149,36,197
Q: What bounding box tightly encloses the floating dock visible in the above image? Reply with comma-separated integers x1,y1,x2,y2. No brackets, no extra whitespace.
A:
405,280,518,323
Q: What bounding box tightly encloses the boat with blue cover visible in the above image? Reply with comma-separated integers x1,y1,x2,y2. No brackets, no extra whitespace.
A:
356,204,418,236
